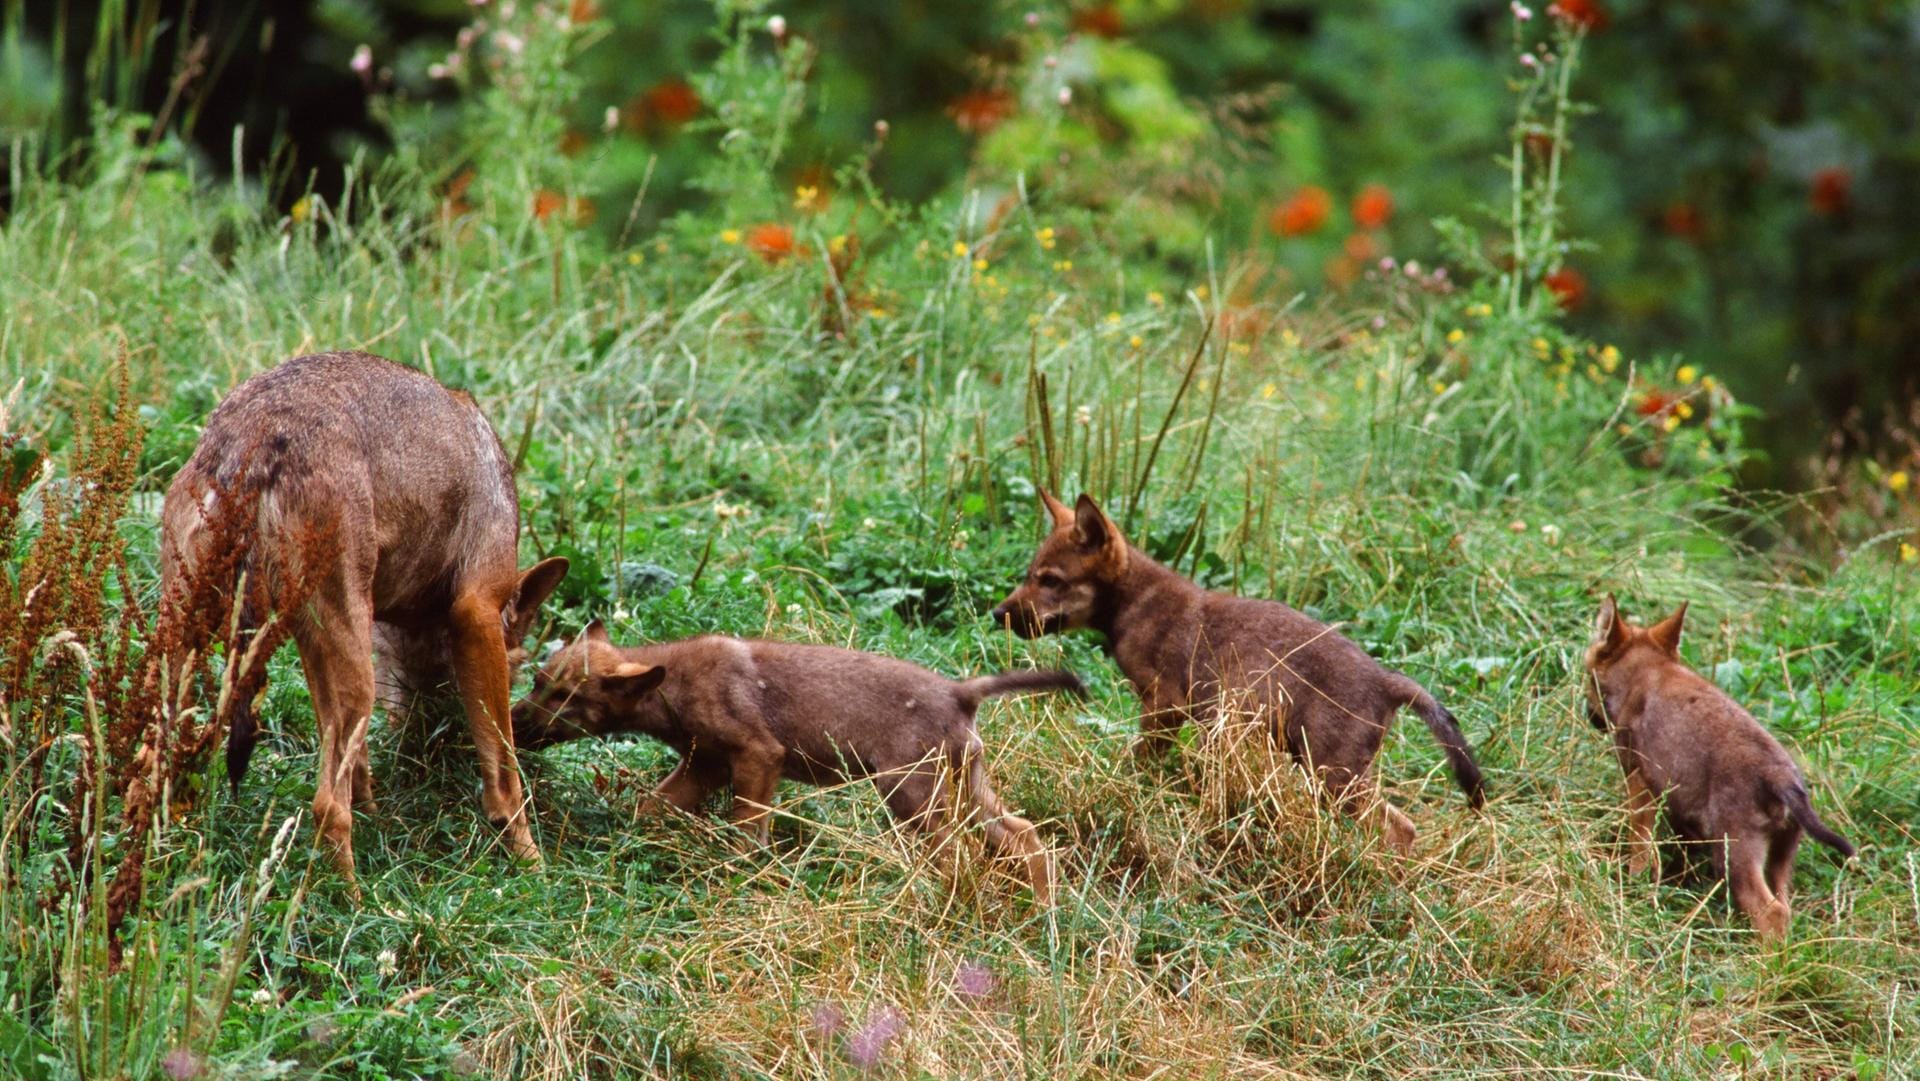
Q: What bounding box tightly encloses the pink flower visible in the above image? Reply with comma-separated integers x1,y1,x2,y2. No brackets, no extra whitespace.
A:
843,1007,905,1069
767,14,787,37
1511,2,1533,19
954,961,998,1000
1025,11,1040,26
1056,86,1073,105
1519,52,1539,68
350,44,372,75
810,1001,845,1037
162,1049,203,1080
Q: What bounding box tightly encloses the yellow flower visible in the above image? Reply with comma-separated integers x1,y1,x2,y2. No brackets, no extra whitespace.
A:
1467,302,1493,318
1280,328,1301,348
1105,311,1122,325
828,234,848,255
1052,259,1073,272
1531,337,1551,358
1889,470,1911,494
1902,542,1918,564
1446,328,1465,345
952,240,970,257
1431,379,1449,395
721,228,742,244
972,257,988,272
868,307,888,320
1701,375,1717,390
792,185,823,212
1354,374,1367,392
1676,365,1697,385
1037,226,1056,250
1262,383,1277,399
290,196,314,224
1616,423,1632,436
626,251,644,265
1675,401,1694,420
1193,284,1210,300
1128,335,1144,349
1662,413,1681,432
1147,290,1165,306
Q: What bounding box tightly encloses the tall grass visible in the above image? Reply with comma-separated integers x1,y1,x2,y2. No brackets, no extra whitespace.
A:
1,5,1915,1078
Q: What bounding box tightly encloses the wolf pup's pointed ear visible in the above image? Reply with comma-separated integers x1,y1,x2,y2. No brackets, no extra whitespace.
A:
580,619,612,646
505,556,570,644
606,661,665,697
1647,601,1687,656
1072,494,1128,569
1594,594,1629,652
1039,488,1074,529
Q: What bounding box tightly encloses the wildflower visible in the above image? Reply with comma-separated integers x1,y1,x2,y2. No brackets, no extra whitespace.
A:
1531,337,1551,358
1540,523,1562,545
636,79,701,131
1890,471,1911,494
767,14,787,38
1519,53,1539,69
1379,256,1398,273
1508,519,1528,533
1511,1,1533,19
603,106,620,132
494,30,525,55
948,88,1016,134
1598,344,1620,372
1675,401,1694,419
1057,86,1073,106
162,1048,203,1080
377,949,398,976
1662,201,1703,240
1037,226,1056,250
1466,302,1492,317
570,0,601,21
868,307,888,320
1809,167,1851,217
350,44,373,77
1074,405,1092,426
290,196,314,224
1548,0,1609,30
627,251,643,265
1105,311,1122,325
843,1007,906,1069
1269,186,1332,237
745,223,796,263
1351,184,1394,229
811,1002,846,1037
1071,4,1125,37
1636,390,1672,416
1052,259,1073,272
714,501,748,519
1432,380,1450,395
251,986,273,1006
955,960,999,1000
1662,413,1681,432
1700,375,1717,390
1025,11,1040,27
1902,543,1918,564
1675,364,1697,385
873,119,890,139
532,190,592,225
952,240,970,258
1446,328,1465,345
1147,290,1165,306
721,228,742,245
1261,383,1277,400
793,185,824,212
1543,266,1588,311
1128,335,1143,349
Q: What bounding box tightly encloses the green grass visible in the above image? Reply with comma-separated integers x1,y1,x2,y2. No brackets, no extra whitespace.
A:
4,85,1918,1081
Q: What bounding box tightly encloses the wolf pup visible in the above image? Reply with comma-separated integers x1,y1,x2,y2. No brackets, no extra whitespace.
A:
158,352,568,884
511,623,1080,902
992,491,1483,853
1584,596,1854,939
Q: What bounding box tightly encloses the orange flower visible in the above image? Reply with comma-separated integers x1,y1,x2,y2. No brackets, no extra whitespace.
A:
636,79,701,132
533,189,594,226
1549,0,1608,30
1351,184,1394,230
441,168,475,221
947,88,1016,135
1269,186,1332,237
569,0,600,22
1809,167,1851,217
1636,389,1672,416
1661,201,1702,240
1342,232,1377,261
746,222,797,264
1071,4,1126,38
1523,132,1558,160
1543,266,1587,311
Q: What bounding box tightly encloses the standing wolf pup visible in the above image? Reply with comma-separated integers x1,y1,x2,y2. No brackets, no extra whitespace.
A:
993,491,1483,853
158,352,568,885
511,624,1079,902
1584,596,1854,939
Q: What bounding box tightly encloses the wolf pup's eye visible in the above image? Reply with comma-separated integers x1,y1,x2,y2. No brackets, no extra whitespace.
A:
1036,571,1065,589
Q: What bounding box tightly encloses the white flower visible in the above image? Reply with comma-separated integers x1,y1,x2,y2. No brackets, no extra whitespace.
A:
767,14,787,37
377,949,398,976
350,45,372,76
251,987,273,1005
1519,52,1539,69
1056,86,1072,105
494,30,525,55
603,106,620,131
1025,12,1040,27
1511,2,1533,20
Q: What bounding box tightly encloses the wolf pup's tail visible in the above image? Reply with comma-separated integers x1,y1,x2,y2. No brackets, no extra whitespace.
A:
956,669,1086,711
1400,682,1486,809
1779,782,1855,858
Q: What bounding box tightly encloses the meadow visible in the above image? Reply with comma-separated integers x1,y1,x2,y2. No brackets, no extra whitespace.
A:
2,7,1917,1079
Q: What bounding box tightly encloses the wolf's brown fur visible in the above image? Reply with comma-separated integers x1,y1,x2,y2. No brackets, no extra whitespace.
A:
157,352,567,884
992,491,1483,853
1583,596,1853,939
511,624,1079,902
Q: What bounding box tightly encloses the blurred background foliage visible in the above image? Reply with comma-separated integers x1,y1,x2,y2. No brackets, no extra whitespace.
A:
4,0,1917,503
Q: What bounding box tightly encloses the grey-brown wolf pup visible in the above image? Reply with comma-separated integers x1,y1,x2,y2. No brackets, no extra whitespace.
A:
158,352,568,884
1584,596,1853,939
510,623,1080,903
991,491,1484,853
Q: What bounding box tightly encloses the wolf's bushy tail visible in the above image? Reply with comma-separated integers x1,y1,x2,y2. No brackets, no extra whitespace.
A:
1399,681,1486,809
955,669,1086,711
1778,782,1855,857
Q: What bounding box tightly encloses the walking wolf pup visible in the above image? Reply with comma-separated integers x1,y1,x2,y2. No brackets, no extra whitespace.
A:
1584,596,1853,939
992,491,1483,853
